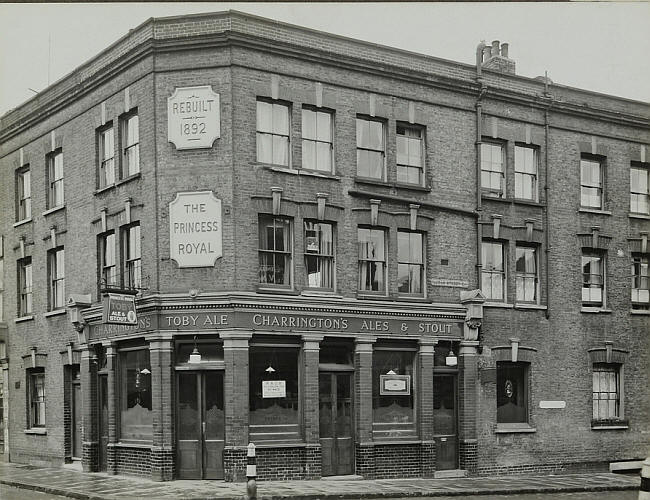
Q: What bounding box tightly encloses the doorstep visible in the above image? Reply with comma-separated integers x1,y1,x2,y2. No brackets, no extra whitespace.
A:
321,474,364,480
434,469,467,478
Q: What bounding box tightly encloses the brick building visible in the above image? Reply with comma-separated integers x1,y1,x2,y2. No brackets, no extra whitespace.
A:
0,11,648,481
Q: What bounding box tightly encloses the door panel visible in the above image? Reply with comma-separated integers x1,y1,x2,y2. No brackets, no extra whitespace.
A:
320,372,354,476
433,375,458,470
177,372,201,479
203,372,224,479
73,383,83,459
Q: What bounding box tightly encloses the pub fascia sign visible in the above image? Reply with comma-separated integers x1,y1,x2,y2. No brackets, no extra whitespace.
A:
168,86,220,150
102,293,138,325
169,191,223,268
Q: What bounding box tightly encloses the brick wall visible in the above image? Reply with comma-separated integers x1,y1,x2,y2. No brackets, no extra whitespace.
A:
254,445,320,480
114,446,152,477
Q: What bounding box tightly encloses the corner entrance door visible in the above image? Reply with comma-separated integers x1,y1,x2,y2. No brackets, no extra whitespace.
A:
319,372,353,476
176,371,225,479
433,374,458,470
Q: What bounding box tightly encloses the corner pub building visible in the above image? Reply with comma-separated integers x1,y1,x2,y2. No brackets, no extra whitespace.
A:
0,11,648,482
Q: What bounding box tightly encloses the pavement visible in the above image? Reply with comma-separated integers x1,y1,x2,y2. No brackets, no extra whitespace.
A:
0,461,641,500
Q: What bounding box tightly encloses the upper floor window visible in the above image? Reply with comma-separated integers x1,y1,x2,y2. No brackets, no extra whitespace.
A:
396,125,424,186
592,363,621,423
18,257,32,317
48,247,65,311
98,126,115,188
122,224,141,290
397,230,424,295
257,100,290,167
630,164,649,215
481,142,505,198
121,113,140,178
631,254,649,310
304,221,334,290
582,252,605,307
99,232,117,290
358,227,386,293
514,145,538,201
47,151,64,209
580,157,604,209
258,216,292,287
515,245,538,303
482,241,505,301
497,361,529,424
28,369,46,428
16,167,31,221
356,117,385,180
302,107,333,173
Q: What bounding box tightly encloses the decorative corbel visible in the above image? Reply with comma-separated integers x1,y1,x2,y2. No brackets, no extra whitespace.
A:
317,193,328,220
271,187,283,215
19,236,25,259
509,338,520,363
591,225,600,249
525,219,535,242
492,214,502,239
409,204,419,231
124,198,132,224
31,346,37,368
101,207,107,233
50,226,57,249
605,340,613,364
370,199,381,226
641,231,648,254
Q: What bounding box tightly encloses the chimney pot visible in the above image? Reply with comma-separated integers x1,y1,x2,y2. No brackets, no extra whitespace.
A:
483,46,492,62
500,42,509,58
492,40,500,56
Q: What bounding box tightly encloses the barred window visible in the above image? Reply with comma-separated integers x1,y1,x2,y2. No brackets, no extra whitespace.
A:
592,364,620,421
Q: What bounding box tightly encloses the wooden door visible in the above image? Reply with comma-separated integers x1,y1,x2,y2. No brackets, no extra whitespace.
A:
320,372,353,476
433,374,458,470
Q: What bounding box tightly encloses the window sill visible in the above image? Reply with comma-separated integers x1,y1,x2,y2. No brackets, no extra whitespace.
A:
252,441,308,449
514,303,547,310
256,286,300,296
579,207,612,216
256,162,295,173
13,218,32,228
116,172,141,186
392,295,431,303
356,293,389,301
354,176,390,187
42,205,65,217
581,307,612,314
44,309,66,318
495,424,536,434
512,198,544,207
15,315,34,323
95,184,115,195
24,428,47,435
630,309,650,315
394,182,431,193
366,439,422,446
629,212,650,220
298,168,341,180
481,193,508,203
591,425,629,431
484,302,514,309
301,290,343,299
114,441,152,449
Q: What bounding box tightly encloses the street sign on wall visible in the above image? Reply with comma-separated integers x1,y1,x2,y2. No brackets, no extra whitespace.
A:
168,86,220,150
169,191,223,268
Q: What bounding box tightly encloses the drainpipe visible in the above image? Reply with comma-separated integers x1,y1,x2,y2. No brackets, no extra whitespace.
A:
543,79,553,319
475,42,487,287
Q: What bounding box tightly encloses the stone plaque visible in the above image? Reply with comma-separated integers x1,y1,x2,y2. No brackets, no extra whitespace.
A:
168,86,220,150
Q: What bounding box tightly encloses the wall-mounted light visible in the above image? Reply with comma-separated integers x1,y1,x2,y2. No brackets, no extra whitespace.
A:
445,349,458,367
189,336,202,364
386,369,397,375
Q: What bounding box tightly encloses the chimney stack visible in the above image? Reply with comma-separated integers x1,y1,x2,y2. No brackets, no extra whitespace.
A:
481,40,515,75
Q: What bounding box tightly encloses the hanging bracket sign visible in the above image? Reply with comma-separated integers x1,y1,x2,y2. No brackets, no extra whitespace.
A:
103,293,138,325
170,191,223,268
168,86,220,150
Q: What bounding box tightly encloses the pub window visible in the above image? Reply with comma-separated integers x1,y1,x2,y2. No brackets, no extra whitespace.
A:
119,349,152,441
16,166,31,221
514,145,538,201
631,253,649,310
358,227,386,294
580,156,604,209
18,257,32,317
356,116,386,180
122,223,141,290
372,349,416,439
482,240,506,301
304,221,334,290
99,231,117,290
481,142,505,198
258,216,292,287
582,251,606,308
515,245,538,303
249,346,300,442
496,361,529,425
47,150,64,209
592,363,623,424
630,163,649,215
28,368,46,428
47,247,65,311
98,125,115,189
397,230,424,296
121,112,140,178
302,107,333,173
396,124,424,186
257,99,290,167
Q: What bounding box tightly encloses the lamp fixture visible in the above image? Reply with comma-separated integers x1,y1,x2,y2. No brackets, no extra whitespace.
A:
189,336,202,364
140,368,151,374
445,349,458,367
386,369,397,375
265,365,276,373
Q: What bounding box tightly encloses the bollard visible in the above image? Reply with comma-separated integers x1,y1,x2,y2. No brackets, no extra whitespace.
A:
246,442,257,500
640,457,650,500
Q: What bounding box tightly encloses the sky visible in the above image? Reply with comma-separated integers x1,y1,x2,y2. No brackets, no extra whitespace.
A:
0,2,649,117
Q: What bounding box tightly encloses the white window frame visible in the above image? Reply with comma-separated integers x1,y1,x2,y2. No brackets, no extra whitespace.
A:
397,230,425,296
100,232,117,289
515,245,539,304
356,116,386,181
17,167,31,221
304,220,335,291
99,125,115,188
482,240,506,301
121,112,140,178
301,107,334,173
592,363,623,423
28,369,46,429
514,145,538,201
358,227,387,294
631,253,649,309
18,257,32,317
582,252,606,308
580,157,604,209
396,124,425,186
48,247,65,311
258,216,293,288
481,142,505,198
122,224,141,290
47,151,64,209
630,164,649,215
256,99,291,167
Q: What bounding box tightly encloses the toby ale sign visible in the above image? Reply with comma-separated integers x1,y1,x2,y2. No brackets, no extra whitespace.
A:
103,293,138,325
